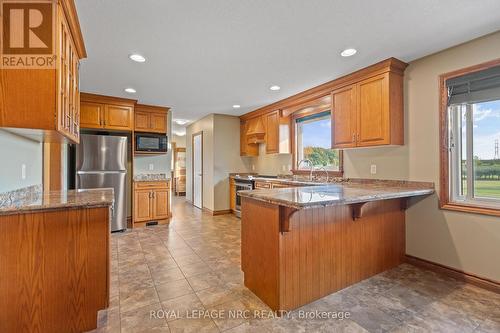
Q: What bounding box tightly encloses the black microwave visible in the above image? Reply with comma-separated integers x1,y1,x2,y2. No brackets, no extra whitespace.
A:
135,133,168,153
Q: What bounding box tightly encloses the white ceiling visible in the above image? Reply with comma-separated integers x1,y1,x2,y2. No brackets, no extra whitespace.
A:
75,0,500,134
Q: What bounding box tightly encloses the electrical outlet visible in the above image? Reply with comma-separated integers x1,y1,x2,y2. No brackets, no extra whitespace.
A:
149,164,154,171
251,164,255,171
370,164,377,175
21,164,26,180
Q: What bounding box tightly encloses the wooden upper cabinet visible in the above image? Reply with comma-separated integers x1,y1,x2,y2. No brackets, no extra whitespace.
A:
240,121,258,156
80,93,136,131
80,102,104,129
105,105,133,130
0,0,86,143
240,58,407,151
134,104,169,134
332,85,357,148
357,74,389,146
331,71,404,148
265,111,280,154
150,113,167,133
134,111,151,132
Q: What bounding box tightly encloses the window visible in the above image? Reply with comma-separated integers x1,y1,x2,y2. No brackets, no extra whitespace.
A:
441,60,500,216
294,110,341,172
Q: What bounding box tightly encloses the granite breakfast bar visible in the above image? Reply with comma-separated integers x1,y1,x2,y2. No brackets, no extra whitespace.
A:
0,188,114,333
238,180,434,312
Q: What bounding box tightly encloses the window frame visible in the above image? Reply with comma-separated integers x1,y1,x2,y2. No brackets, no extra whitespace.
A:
291,106,343,176
439,58,500,217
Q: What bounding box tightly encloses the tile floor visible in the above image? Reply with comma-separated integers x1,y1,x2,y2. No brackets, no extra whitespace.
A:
90,197,500,333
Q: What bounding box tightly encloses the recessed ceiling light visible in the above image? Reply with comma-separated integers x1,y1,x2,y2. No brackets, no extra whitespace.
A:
174,131,186,136
341,48,357,57
124,88,136,94
232,104,241,109
174,119,189,125
129,54,146,62
269,85,281,91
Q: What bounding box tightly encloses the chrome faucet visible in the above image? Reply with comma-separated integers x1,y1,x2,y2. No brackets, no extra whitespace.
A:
315,166,329,183
297,159,314,181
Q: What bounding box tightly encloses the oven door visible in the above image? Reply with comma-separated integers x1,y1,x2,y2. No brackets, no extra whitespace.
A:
235,182,253,217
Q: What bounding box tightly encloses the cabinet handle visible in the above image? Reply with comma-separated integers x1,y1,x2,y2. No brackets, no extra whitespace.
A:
352,133,355,142
152,192,155,199
149,192,152,198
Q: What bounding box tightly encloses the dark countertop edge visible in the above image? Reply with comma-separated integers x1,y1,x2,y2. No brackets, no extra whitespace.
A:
0,188,114,216
229,175,435,189
0,202,113,216
239,188,435,210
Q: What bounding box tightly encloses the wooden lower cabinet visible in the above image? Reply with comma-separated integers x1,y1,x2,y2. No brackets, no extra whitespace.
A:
134,189,153,222
133,181,171,226
241,197,405,311
230,178,236,212
153,189,170,219
0,206,110,332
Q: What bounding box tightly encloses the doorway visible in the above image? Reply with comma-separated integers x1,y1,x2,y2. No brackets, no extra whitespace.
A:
192,131,203,209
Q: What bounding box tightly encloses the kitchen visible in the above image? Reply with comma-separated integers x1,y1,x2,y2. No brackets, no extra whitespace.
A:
1,1,500,332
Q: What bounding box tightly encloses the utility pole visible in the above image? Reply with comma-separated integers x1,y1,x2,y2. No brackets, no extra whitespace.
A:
495,139,499,160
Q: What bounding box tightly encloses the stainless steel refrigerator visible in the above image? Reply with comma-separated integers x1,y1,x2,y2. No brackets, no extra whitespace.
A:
76,134,128,232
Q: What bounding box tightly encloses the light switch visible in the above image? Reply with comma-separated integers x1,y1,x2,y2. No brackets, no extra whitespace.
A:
21,164,26,180
370,164,377,175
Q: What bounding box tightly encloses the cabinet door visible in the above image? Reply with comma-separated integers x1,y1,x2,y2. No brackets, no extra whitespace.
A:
357,74,390,146
153,189,170,219
265,111,279,154
134,111,150,132
240,121,258,156
229,178,236,211
332,85,357,148
150,113,167,133
134,190,152,222
80,102,104,129
104,105,133,131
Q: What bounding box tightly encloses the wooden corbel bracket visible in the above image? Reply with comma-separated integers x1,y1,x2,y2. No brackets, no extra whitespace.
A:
279,206,298,233
349,202,367,220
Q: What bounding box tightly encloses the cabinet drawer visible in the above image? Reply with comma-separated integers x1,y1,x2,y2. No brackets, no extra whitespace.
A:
134,181,169,190
271,183,291,189
254,182,271,189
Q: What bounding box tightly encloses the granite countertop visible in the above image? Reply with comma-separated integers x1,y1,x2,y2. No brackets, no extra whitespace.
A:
238,181,434,209
133,173,170,182
0,188,114,216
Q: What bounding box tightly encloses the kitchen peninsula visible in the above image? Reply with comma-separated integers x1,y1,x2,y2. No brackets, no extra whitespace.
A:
0,188,113,332
239,179,434,312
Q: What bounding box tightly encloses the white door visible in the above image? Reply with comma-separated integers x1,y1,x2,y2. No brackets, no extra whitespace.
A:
193,132,203,209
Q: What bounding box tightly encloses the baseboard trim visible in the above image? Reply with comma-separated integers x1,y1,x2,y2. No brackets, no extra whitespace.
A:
405,255,500,294
202,207,232,216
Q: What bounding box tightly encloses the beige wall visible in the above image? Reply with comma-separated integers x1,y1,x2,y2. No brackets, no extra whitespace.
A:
213,115,252,211
245,144,293,176
171,134,186,148
186,114,251,211
349,31,500,281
